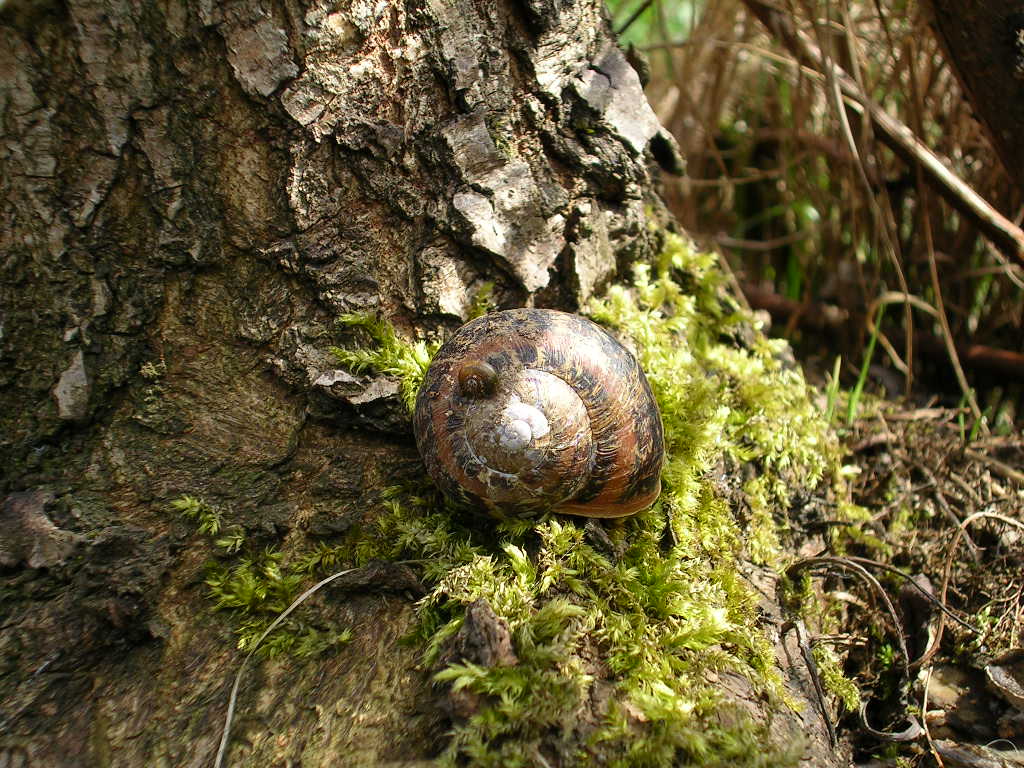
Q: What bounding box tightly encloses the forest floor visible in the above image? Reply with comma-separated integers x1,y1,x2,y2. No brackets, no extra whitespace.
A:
793,380,1024,766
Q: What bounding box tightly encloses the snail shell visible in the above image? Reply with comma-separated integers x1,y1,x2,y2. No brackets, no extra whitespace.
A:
412,308,664,518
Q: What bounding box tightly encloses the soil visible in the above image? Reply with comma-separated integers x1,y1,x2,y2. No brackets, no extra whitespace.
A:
791,394,1024,766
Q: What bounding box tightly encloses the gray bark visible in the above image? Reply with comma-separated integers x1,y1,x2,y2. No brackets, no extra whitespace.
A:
0,0,840,765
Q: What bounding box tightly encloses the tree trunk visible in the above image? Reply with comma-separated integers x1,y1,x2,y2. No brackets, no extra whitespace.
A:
0,0,841,765
922,0,1024,187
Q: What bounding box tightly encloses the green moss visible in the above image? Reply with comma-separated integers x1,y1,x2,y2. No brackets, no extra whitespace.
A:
173,496,352,658
468,281,497,319
171,494,225,536
336,232,845,766
811,643,861,712
204,550,352,658
330,313,438,413
588,234,836,562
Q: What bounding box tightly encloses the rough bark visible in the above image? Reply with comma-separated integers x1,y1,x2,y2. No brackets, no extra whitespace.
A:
1,0,839,765
922,0,1024,187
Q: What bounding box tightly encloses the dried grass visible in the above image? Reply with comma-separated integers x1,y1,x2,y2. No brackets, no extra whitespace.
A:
623,0,1024,412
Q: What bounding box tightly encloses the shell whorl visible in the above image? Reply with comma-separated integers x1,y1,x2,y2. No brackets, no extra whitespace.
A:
412,308,664,519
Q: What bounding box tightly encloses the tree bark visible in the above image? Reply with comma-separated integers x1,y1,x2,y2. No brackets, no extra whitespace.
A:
922,0,1024,187
0,0,839,765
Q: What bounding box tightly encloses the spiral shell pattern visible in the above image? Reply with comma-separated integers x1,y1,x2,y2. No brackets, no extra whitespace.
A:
413,309,664,518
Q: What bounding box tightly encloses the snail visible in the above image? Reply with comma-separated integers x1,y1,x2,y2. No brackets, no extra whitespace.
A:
412,308,665,518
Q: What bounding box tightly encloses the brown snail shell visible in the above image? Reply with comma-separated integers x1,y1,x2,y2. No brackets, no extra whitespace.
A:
412,308,664,518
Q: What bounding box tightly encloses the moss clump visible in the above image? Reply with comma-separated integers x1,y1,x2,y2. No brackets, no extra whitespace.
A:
588,234,836,563
173,496,352,658
468,281,497,319
338,232,841,766
812,643,861,713
330,313,439,413
172,494,225,536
